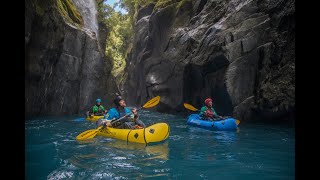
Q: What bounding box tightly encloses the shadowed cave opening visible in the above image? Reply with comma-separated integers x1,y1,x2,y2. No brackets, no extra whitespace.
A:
183,54,233,116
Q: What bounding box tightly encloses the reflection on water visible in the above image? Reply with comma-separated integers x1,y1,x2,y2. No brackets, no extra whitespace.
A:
212,130,239,143
67,138,169,177
188,126,240,143
97,140,168,161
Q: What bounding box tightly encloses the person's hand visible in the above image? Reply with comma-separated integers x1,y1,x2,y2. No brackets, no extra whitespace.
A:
132,108,138,116
102,121,111,127
105,121,111,127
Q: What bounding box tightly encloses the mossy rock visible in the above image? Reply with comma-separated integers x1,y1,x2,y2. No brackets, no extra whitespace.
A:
154,0,177,10
176,0,192,10
153,0,192,28
154,0,191,10
173,0,193,27
56,0,83,27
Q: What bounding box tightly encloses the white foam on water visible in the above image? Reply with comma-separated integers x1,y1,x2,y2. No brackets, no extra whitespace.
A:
47,170,74,180
175,125,188,128
113,156,127,160
112,162,139,170
170,135,182,141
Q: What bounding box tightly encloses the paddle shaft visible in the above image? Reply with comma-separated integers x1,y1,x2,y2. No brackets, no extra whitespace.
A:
110,106,143,124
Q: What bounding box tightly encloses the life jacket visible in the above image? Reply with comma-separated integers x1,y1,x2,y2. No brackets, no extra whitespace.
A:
112,107,130,127
93,105,104,114
204,107,215,119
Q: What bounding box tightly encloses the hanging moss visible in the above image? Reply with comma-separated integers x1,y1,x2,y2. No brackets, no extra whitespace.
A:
154,0,176,10
153,0,191,13
56,0,83,27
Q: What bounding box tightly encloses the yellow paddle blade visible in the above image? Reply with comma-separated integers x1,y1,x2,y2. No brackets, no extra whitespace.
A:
76,126,103,141
183,103,198,111
76,130,96,141
142,96,160,108
236,120,240,125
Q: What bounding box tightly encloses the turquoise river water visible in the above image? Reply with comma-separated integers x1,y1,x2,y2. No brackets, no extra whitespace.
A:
25,110,294,179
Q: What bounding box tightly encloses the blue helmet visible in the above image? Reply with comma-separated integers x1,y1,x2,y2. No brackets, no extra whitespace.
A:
96,99,101,103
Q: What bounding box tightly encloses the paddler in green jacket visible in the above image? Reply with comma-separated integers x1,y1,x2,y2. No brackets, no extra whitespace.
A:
86,98,108,117
199,98,223,120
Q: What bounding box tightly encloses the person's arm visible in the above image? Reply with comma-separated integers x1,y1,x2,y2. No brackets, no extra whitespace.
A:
212,108,218,116
100,105,108,114
130,108,144,128
106,109,115,120
125,108,136,121
132,108,138,119
103,109,117,127
199,107,206,116
212,108,222,118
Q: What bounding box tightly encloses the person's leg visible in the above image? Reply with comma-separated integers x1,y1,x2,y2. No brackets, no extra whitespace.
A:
96,119,102,126
112,121,122,128
135,119,146,128
119,118,132,129
96,118,107,127
124,122,135,129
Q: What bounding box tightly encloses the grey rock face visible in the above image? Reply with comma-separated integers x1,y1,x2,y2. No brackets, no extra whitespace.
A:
72,0,99,38
123,0,295,122
136,3,156,21
25,0,118,117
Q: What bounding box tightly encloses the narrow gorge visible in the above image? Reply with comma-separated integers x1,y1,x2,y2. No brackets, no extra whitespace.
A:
25,0,295,123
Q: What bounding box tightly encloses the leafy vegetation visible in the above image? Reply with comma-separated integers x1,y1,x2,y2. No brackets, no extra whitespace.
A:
96,0,153,82
97,0,188,83
97,0,133,81
56,0,83,27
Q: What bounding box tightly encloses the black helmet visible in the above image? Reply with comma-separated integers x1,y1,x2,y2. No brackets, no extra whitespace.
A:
113,96,123,106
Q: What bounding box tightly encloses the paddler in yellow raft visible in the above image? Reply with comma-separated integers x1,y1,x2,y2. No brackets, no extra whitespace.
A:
97,96,146,129
76,95,169,143
86,98,108,117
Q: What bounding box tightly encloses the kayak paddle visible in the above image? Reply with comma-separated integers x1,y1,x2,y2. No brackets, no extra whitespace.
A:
76,126,104,141
183,103,199,111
